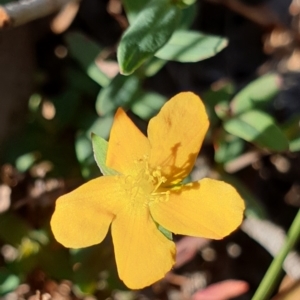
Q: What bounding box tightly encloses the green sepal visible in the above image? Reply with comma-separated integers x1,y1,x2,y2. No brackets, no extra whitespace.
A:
91,133,119,176
157,224,173,241
150,213,173,240
154,220,173,241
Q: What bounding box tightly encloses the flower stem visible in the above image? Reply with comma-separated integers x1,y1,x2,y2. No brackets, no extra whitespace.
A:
252,209,300,300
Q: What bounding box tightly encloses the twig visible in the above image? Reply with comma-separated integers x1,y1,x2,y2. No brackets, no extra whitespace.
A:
0,0,74,29
224,150,262,173
50,0,79,33
241,217,300,279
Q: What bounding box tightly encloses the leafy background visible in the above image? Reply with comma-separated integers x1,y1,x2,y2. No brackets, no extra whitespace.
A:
0,0,300,299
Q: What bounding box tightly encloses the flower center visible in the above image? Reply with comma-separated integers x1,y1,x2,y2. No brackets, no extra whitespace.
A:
121,156,169,206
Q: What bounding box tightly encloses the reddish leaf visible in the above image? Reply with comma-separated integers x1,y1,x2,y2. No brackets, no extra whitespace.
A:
192,280,249,300
175,237,210,268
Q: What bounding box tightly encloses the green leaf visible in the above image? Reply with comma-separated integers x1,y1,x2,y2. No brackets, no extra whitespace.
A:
131,92,166,119
65,31,110,87
75,115,115,178
15,152,37,172
51,90,81,129
180,0,197,6
75,134,92,164
282,114,300,152
75,132,98,179
142,2,198,77
290,137,300,152
88,114,114,140
143,56,167,77
155,30,228,62
66,66,99,95
214,133,244,163
117,0,181,75
122,0,152,24
214,100,231,120
282,114,300,138
91,133,119,176
231,73,281,115
224,110,289,152
96,74,140,115
177,2,197,29
0,271,19,295
204,81,234,125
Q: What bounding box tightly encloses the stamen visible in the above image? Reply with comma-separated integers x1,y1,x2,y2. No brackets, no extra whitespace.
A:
149,165,167,193
121,157,170,206
149,190,170,205
152,175,167,193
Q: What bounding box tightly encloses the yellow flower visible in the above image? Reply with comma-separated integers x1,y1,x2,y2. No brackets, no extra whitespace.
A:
51,92,245,289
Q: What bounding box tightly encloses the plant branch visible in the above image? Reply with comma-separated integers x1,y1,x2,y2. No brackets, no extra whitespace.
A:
0,0,75,29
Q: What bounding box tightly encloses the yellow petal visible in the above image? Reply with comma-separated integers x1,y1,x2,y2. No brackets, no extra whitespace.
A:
51,176,125,248
107,108,150,174
150,178,245,239
111,205,175,289
148,92,209,184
